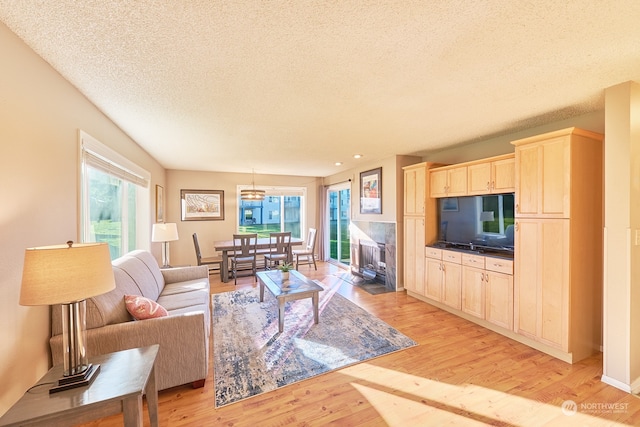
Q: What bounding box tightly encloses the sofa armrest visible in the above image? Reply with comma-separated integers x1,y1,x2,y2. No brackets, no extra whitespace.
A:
50,311,209,391
161,265,209,284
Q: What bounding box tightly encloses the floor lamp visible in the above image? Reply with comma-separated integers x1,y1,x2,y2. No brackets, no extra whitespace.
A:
152,223,179,268
20,241,115,393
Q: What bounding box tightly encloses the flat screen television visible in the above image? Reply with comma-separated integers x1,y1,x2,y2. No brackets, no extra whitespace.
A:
437,193,515,251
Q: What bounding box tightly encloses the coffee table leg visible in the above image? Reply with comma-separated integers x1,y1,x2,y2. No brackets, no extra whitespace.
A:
278,299,285,333
123,395,143,427
259,280,265,302
312,291,319,325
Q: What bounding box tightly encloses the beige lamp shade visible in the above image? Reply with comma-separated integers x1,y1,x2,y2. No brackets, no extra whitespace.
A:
151,223,179,242
20,242,115,306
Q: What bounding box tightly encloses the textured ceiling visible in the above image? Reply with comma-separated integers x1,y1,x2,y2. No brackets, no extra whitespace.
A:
1,1,640,177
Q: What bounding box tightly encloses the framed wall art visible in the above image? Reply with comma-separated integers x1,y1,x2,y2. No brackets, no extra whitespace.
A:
360,167,382,214
180,189,225,221
155,185,165,222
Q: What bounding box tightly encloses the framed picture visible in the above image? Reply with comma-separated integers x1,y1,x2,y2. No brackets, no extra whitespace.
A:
441,197,459,212
181,189,225,221
155,185,165,223
360,167,382,214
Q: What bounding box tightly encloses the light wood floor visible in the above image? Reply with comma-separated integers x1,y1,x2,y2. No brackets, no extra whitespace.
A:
81,262,640,426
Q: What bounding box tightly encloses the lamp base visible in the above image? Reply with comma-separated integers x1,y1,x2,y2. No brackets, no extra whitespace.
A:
49,363,101,394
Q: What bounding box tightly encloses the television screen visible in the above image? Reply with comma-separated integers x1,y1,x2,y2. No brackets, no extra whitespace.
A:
437,193,515,251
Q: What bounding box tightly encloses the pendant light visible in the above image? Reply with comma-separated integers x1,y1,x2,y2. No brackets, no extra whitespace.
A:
240,169,265,201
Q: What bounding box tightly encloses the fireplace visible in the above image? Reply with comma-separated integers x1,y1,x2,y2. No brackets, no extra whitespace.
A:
357,240,386,284
350,221,396,291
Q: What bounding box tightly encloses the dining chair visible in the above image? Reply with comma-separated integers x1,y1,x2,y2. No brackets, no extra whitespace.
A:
293,228,318,270
192,233,223,279
230,233,258,284
263,231,292,270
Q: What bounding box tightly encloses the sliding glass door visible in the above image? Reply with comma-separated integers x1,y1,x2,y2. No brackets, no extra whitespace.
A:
327,183,351,265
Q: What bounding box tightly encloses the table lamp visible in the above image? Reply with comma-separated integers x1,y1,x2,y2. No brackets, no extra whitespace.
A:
152,223,179,268
20,241,115,393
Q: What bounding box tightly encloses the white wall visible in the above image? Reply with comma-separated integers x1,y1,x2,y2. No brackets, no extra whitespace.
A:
0,22,165,413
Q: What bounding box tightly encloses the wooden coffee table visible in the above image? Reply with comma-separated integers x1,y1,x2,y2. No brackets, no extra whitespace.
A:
257,270,324,333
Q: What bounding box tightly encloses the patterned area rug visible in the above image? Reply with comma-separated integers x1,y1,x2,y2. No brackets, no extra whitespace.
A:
212,280,417,407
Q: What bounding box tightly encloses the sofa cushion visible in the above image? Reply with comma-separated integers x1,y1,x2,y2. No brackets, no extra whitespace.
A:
125,295,168,320
113,250,165,300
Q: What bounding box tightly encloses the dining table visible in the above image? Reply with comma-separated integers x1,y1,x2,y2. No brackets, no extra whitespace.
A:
214,237,303,283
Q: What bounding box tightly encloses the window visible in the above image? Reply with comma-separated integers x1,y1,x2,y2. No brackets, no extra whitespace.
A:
237,186,305,238
79,131,150,259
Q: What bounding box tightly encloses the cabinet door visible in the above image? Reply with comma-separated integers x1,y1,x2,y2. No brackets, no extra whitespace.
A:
515,144,539,216
492,157,515,193
538,219,569,350
514,219,539,339
514,218,569,350
425,258,443,301
429,169,448,198
462,265,485,318
403,217,425,295
515,137,569,217
485,271,514,330
447,167,468,196
540,138,569,217
404,166,425,216
442,261,462,310
467,162,492,195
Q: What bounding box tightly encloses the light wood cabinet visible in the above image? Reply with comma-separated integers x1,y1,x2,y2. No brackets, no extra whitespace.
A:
514,134,569,217
404,165,425,216
442,251,462,310
460,253,514,326
403,163,439,295
514,218,568,349
429,166,467,198
403,216,425,295
425,249,461,308
485,268,514,330
461,264,485,319
467,155,515,195
511,127,603,363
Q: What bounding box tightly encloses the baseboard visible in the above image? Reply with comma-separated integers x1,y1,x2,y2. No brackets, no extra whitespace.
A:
601,375,633,393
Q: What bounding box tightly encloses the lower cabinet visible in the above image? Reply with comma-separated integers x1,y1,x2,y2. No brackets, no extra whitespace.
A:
403,216,425,295
422,249,514,332
425,248,462,309
461,254,514,328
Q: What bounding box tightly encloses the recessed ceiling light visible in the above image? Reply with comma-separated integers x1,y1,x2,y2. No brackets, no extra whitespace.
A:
335,162,342,166
353,154,362,159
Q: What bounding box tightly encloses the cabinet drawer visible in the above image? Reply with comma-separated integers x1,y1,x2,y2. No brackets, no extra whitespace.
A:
425,247,442,259
485,258,513,275
462,254,485,268
442,250,462,263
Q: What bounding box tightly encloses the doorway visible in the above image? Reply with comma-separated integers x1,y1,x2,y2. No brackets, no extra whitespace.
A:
327,183,351,266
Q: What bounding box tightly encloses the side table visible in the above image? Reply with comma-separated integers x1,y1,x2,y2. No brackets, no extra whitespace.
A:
0,345,159,427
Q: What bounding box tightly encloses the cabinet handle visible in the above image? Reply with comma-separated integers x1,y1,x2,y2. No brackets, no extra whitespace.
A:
515,203,519,213
486,274,489,283
481,273,485,281
491,181,495,190
441,263,446,272
515,222,519,231
486,182,490,191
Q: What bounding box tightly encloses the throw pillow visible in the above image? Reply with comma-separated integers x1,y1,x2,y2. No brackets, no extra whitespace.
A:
124,295,168,320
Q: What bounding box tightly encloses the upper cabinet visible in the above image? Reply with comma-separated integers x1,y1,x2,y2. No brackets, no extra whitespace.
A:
430,154,515,198
429,166,467,198
404,164,426,216
512,127,603,218
467,155,515,195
